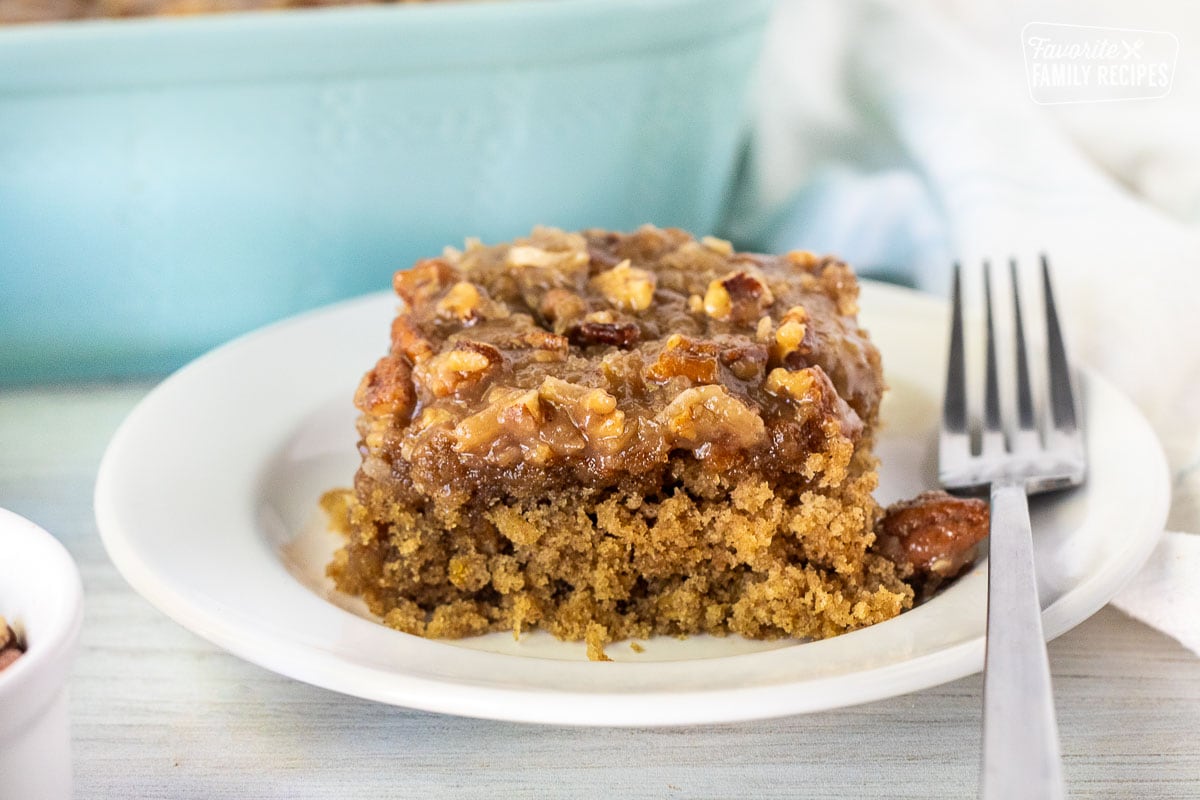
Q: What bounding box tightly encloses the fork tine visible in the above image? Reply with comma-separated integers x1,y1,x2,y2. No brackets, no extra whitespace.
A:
1041,256,1078,432
943,263,968,434
982,261,1006,453
1010,260,1036,433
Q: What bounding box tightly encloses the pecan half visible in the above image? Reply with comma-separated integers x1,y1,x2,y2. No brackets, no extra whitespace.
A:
876,491,990,590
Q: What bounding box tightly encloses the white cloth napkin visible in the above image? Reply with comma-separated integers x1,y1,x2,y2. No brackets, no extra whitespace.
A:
724,0,1200,655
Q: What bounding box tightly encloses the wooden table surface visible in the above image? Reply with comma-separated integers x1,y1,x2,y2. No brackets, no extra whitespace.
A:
1,383,1197,799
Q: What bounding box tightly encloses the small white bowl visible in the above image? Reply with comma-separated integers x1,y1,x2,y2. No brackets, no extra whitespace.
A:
0,508,84,800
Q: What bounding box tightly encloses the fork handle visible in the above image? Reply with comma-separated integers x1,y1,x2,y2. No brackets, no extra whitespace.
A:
981,481,1066,800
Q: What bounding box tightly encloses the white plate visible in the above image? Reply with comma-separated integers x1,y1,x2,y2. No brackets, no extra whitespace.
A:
95,282,1169,726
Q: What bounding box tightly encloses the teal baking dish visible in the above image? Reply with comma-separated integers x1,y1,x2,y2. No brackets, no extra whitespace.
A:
0,0,772,382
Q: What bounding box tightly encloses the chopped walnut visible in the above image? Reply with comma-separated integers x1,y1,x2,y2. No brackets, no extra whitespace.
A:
496,330,570,362
816,262,860,316
589,260,657,312
764,364,863,440
658,385,766,453
703,280,731,320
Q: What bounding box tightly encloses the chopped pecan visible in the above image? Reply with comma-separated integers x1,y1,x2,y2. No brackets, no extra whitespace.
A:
769,306,815,368
645,335,720,383
436,281,485,324
719,341,768,382
452,388,543,455
506,245,589,272
700,235,735,256
393,258,457,309
786,250,820,270
589,260,657,312
538,288,588,331
764,366,818,402
703,270,775,324
355,354,416,418
876,491,989,588
495,329,570,360
389,317,433,364
538,377,628,452
570,321,641,348
658,385,766,453
765,365,863,439
417,342,502,397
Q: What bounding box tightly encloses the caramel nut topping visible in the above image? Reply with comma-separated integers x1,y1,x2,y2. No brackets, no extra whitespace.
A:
356,225,882,487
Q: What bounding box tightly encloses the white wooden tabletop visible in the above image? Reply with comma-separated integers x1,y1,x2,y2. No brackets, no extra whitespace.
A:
1,383,1197,799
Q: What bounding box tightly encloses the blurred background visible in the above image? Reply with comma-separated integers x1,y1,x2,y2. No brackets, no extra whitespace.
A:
2,0,1197,388
0,0,771,381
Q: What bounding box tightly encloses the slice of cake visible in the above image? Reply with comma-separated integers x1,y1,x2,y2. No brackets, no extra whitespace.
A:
325,225,985,658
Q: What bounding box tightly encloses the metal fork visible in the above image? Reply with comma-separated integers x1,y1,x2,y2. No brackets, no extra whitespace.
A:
939,256,1086,800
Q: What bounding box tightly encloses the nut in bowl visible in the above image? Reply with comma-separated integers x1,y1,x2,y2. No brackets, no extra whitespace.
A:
0,508,85,800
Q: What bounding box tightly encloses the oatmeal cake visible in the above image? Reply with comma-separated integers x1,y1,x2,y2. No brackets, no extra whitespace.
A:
326,225,986,658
